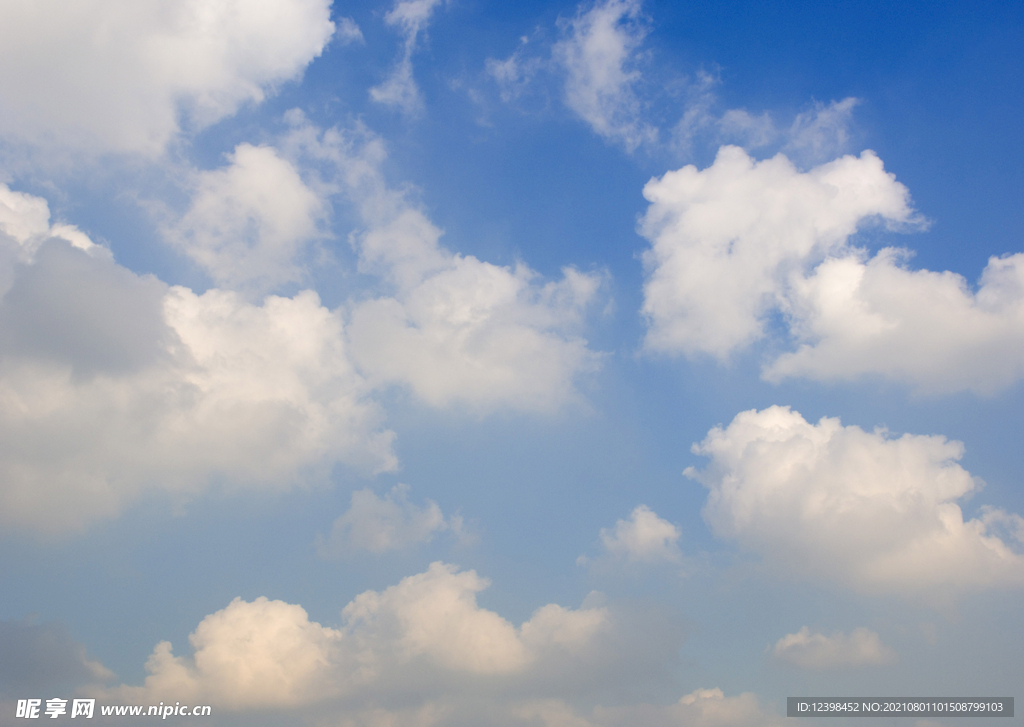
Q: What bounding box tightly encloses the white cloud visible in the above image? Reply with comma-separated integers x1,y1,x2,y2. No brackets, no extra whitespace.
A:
686,406,1024,596
370,0,445,114
109,562,610,709
104,562,775,725
553,0,657,151
317,484,464,557
487,40,545,103
0,184,394,536
640,144,1024,393
164,143,325,293
283,115,606,412
764,249,1024,395
772,627,896,669
0,0,335,156
783,98,861,164
336,17,365,45
114,596,344,710
640,145,919,359
590,505,681,564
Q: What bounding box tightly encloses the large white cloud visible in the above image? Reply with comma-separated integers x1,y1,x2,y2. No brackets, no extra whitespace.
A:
283,115,606,412
686,406,1024,596
640,145,918,359
164,143,325,293
104,562,775,726
0,183,394,535
0,0,335,156
640,145,1024,394
110,562,609,706
771,627,896,669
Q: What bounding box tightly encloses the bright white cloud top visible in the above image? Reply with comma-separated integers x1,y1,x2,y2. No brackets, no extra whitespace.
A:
687,406,1024,595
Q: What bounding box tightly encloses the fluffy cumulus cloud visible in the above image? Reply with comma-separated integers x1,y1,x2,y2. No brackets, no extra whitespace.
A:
347,214,603,411
164,143,325,293
0,0,335,156
640,145,918,359
110,563,607,707
771,627,896,669
553,0,656,151
686,406,1024,596
103,562,775,726
585,504,681,564
640,145,1024,394
0,183,394,536
282,114,606,412
764,249,1024,394
317,484,464,557
370,0,445,114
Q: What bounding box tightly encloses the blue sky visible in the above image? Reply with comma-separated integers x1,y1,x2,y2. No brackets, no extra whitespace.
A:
1,1,1022,725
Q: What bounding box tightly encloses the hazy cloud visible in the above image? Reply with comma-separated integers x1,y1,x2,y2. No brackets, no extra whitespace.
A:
370,0,445,114
772,627,896,669
553,0,656,151
317,484,464,557
0,618,113,696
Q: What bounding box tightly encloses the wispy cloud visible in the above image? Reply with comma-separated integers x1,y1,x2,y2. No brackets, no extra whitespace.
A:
370,0,446,115
772,627,896,669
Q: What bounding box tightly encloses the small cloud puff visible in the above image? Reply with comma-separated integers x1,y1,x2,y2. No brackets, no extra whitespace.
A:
772,627,896,669
581,505,681,566
317,484,466,557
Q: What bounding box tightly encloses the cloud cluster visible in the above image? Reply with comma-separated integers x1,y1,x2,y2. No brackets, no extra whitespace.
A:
111,562,607,706
0,183,394,535
99,562,777,726
772,627,896,669
317,484,464,557
285,115,605,412
686,406,1024,596
640,145,918,358
640,145,1024,393
0,0,335,156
